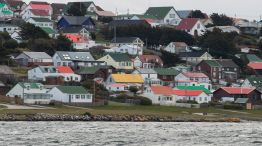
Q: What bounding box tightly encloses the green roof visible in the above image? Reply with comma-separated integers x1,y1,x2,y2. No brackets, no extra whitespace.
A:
0,3,6,8
205,60,221,67
176,86,212,94
144,7,174,20
2,10,13,15
41,27,56,34
56,86,89,94
246,77,262,87
108,53,131,62
154,68,180,76
246,54,262,62
18,82,43,89
77,66,101,74
31,17,52,22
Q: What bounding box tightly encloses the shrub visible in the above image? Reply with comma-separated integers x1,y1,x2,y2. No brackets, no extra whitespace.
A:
83,112,92,116
134,96,152,106
224,104,244,110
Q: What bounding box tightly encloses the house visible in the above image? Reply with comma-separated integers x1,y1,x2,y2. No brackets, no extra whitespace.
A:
176,18,206,36
6,82,51,104
21,1,52,20
242,77,262,91
76,66,115,81
111,37,144,49
0,2,13,19
247,62,262,75
144,6,181,26
111,45,143,56
143,85,176,105
0,24,20,34
60,26,90,39
172,65,192,73
64,34,95,50
63,1,97,15
213,87,262,105
108,20,151,29
175,86,213,96
10,30,22,43
95,10,115,19
26,17,53,29
174,89,210,104
28,66,81,82
15,51,53,66
0,65,16,83
154,68,180,86
4,0,26,18
132,68,160,85
105,74,144,92
40,27,57,38
175,72,211,90
48,86,93,103
133,55,164,69
57,16,95,30
195,59,240,83
51,3,66,21
52,51,105,69
163,42,190,54
237,21,262,35
207,26,240,34
179,51,213,64
98,53,133,70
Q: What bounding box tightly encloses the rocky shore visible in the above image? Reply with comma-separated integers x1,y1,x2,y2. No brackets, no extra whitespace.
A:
0,113,241,122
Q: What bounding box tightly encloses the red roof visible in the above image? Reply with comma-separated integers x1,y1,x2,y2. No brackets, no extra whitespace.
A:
176,18,199,30
174,90,203,96
221,87,255,94
57,66,74,73
247,62,262,70
138,55,163,64
183,72,208,78
151,86,174,95
64,34,87,43
30,1,51,10
30,9,49,16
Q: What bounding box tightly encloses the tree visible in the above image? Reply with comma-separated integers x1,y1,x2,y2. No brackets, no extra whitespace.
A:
3,39,18,49
20,23,49,40
28,38,55,55
210,13,233,26
54,35,73,51
160,50,184,67
189,10,206,19
129,86,139,95
67,2,87,16
198,28,238,58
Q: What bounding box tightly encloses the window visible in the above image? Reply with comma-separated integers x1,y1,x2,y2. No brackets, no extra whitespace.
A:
81,95,85,99
76,95,80,99
197,24,200,29
158,97,161,101
75,77,78,80
199,97,202,101
204,97,207,101
169,14,176,18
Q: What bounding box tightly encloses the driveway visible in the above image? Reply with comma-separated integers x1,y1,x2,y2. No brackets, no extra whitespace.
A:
0,104,55,110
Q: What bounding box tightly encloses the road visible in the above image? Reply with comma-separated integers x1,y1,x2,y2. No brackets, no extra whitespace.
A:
0,104,54,109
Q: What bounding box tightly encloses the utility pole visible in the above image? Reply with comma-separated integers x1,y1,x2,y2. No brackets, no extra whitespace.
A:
114,26,117,43
93,80,96,103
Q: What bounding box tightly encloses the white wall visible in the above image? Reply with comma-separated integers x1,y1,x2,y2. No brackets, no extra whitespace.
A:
163,8,181,26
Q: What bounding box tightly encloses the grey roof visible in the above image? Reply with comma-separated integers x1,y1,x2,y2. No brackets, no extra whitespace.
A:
60,26,88,34
0,65,15,75
61,16,94,26
135,68,156,74
177,10,193,19
179,51,206,58
216,59,239,68
56,51,95,62
23,51,52,59
108,20,150,27
39,66,57,73
0,23,19,28
111,37,140,43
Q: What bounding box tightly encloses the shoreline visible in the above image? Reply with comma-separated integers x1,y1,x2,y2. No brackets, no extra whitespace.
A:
0,113,242,122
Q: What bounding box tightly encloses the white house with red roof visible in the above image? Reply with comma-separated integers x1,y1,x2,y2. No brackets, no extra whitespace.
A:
21,1,52,20
143,85,176,105
28,66,81,82
174,89,210,104
65,34,95,50
175,72,212,90
176,18,206,36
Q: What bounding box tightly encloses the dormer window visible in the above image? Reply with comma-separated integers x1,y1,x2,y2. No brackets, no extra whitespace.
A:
26,86,30,90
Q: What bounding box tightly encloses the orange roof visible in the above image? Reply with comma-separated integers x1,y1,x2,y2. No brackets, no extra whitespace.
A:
112,74,144,83
247,62,262,70
221,87,255,94
174,90,203,96
183,72,208,78
150,86,174,95
57,66,74,73
65,34,87,43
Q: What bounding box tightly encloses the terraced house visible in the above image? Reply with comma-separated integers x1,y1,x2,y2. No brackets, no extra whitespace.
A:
98,53,133,70
0,2,13,19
